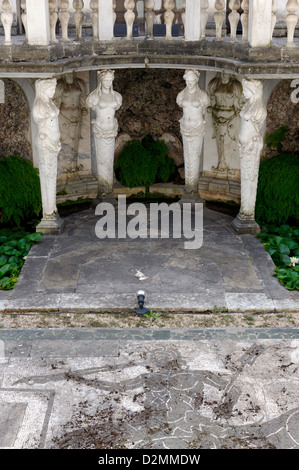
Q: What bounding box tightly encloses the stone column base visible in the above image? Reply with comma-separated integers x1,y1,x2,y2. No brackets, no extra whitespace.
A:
36,213,65,235
179,191,206,206
91,193,118,209
232,212,261,235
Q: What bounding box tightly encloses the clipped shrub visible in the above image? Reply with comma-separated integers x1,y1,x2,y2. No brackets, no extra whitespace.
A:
255,153,299,225
0,155,42,227
114,135,176,195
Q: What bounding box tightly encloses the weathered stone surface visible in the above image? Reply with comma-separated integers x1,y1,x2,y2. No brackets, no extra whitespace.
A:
0,79,32,161
114,132,132,161
1,329,299,449
2,39,299,78
264,79,299,158
114,68,185,139
160,132,184,167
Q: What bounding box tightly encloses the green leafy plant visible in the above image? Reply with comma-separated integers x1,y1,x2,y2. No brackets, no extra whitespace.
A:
0,230,42,290
114,135,176,196
255,152,299,225
257,224,299,290
0,155,42,227
142,310,162,321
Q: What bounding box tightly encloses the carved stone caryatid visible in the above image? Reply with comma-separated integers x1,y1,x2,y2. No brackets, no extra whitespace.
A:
232,79,267,234
214,0,225,40
86,70,122,202
228,0,240,41
164,0,175,39
286,0,299,47
177,70,210,201
208,72,244,176
90,0,98,39
201,0,209,39
124,0,135,40
59,0,70,42
145,0,155,40
33,78,64,233
73,0,84,41
49,0,58,43
240,0,249,42
1,0,13,45
53,72,88,172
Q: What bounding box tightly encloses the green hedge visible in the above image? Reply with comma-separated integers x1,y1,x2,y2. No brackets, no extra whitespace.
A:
255,153,299,225
0,155,42,227
114,135,176,195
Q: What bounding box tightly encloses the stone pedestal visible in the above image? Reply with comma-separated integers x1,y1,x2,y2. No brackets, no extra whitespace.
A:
36,213,65,234
91,192,118,209
179,191,206,206
232,212,260,234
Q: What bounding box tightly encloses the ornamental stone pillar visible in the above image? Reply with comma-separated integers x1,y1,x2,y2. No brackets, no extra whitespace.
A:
26,0,50,45
86,70,122,205
232,78,267,234
33,78,64,234
248,0,273,47
184,0,201,41
176,70,210,202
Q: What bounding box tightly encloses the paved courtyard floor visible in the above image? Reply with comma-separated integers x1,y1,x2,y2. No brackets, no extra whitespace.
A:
0,206,298,313
0,206,298,451
0,327,299,450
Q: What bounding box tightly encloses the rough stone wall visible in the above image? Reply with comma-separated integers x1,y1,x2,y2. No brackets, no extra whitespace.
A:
0,79,32,162
114,68,185,139
264,79,299,159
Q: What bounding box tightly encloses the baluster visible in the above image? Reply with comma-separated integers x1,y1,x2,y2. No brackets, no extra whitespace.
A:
214,0,225,40
1,0,13,45
73,0,84,41
164,0,175,39
201,0,209,39
124,0,135,39
49,0,58,43
90,0,98,39
182,0,185,30
21,0,27,39
241,0,249,42
59,0,70,41
286,0,298,47
145,0,155,39
113,0,116,28
228,0,240,41
271,0,277,40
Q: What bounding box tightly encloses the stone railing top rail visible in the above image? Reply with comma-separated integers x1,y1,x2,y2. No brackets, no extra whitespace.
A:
1,1,299,78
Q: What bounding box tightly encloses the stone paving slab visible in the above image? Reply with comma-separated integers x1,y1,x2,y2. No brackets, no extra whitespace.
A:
0,328,299,450
0,207,297,314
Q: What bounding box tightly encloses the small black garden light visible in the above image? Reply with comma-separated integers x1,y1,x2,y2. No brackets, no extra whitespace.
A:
135,290,150,315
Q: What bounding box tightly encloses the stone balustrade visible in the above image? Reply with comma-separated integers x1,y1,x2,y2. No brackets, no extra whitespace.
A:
0,0,298,49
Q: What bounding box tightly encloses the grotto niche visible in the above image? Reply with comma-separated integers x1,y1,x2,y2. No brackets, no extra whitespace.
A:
113,68,186,184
